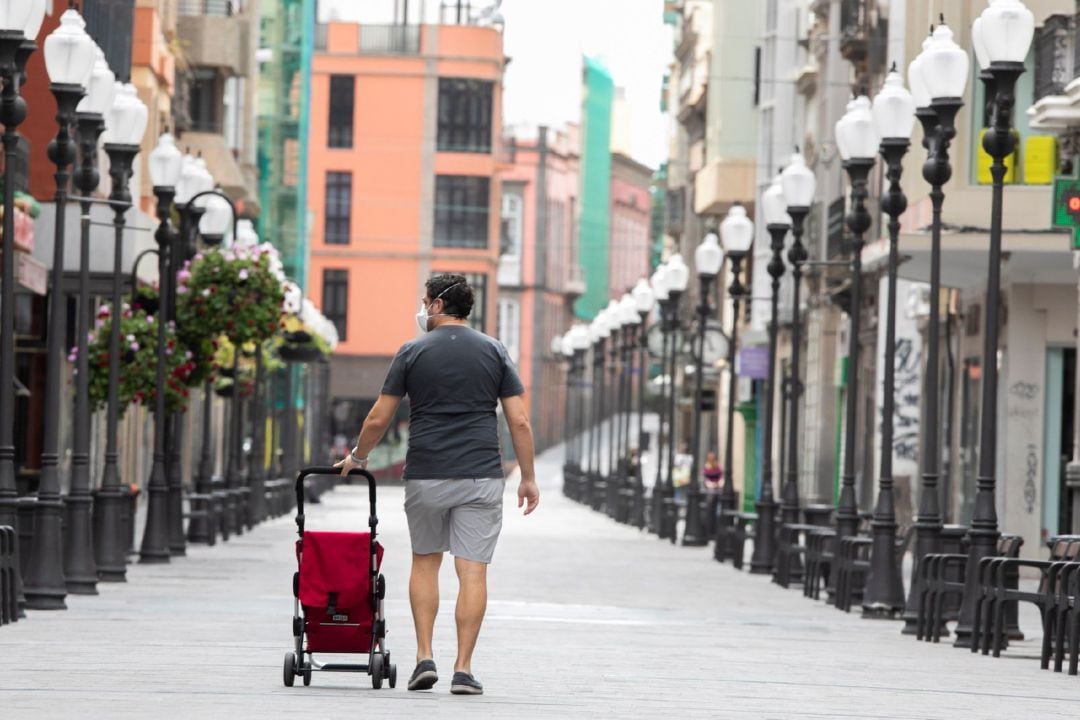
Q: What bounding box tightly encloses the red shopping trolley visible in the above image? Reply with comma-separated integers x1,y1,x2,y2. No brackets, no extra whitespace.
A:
283,467,396,689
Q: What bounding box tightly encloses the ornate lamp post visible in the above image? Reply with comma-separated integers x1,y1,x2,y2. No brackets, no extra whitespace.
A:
68,47,115,592
659,254,689,543
566,324,591,501
24,6,95,609
0,0,47,617
863,68,916,618
953,0,1034,648
897,22,966,634
749,175,790,574
682,233,723,546
613,295,641,522
592,309,614,512
830,95,878,589
714,205,754,561
586,315,605,508
779,151,816,526
558,331,576,499
603,300,624,516
647,263,671,534
630,278,656,528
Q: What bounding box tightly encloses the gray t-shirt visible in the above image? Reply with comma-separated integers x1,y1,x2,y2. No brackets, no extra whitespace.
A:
381,325,525,480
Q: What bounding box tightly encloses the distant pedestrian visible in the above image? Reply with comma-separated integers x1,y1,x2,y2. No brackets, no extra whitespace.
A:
335,274,539,697
703,451,723,491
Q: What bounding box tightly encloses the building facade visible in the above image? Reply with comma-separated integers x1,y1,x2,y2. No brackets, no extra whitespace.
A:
306,17,506,457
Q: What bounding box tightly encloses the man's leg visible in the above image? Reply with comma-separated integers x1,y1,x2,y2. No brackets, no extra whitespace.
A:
453,556,488,674
410,551,443,661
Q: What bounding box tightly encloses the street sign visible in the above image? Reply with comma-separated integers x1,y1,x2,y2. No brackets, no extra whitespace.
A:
1051,176,1080,248
738,346,769,379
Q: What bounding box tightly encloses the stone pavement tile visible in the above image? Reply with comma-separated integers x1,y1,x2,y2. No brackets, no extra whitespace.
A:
2,448,1079,718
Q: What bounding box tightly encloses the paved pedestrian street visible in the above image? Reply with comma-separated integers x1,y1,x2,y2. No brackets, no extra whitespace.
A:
2,446,1079,719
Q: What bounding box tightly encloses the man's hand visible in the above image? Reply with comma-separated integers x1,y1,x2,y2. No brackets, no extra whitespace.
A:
517,478,539,515
334,453,366,477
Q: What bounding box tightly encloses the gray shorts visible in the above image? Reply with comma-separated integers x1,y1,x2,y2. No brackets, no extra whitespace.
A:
403,478,505,564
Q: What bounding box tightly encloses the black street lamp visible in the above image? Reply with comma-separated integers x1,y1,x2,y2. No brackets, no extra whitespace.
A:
953,2,1034,648
66,47,115,594
647,264,672,535
898,25,965,635
613,295,641,523
682,232,723,546
659,254,689,543
24,7,96,609
779,152,816,527
565,323,590,502
830,94,878,587
603,299,624,517
863,69,916,618
749,174,790,574
589,312,610,512
0,0,46,617
714,205,754,562
630,278,656,529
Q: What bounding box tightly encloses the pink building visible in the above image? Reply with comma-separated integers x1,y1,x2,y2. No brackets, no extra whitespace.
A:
608,152,654,298
497,125,584,451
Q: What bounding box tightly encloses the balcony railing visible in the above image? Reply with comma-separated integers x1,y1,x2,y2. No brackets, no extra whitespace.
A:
360,25,421,54
1034,14,1074,102
178,0,237,16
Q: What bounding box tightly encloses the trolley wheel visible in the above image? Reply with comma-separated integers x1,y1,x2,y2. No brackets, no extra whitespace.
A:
376,574,386,600
388,663,397,689
283,652,297,687
302,660,312,687
292,617,303,638
370,653,384,689
292,572,299,598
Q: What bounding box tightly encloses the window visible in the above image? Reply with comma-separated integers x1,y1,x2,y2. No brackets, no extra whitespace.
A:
497,297,521,364
325,172,352,245
328,75,355,149
189,67,223,133
434,175,490,249
322,269,349,341
437,79,494,153
500,189,523,258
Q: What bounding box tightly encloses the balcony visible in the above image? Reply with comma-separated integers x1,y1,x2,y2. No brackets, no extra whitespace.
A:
565,265,586,297
178,0,238,15
693,157,756,216
497,254,522,288
360,24,421,54
839,0,867,63
178,6,253,77
665,187,685,236
1028,15,1080,130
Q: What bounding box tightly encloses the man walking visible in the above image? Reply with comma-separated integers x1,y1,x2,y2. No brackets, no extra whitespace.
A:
336,274,539,696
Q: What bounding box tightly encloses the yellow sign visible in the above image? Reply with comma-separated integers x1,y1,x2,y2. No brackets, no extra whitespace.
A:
1024,135,1057,184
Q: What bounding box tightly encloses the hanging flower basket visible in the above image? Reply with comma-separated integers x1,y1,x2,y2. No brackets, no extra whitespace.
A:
279,343,323,363
75,300,195,415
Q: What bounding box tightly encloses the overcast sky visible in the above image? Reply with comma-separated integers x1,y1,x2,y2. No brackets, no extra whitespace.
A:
319,0,670,169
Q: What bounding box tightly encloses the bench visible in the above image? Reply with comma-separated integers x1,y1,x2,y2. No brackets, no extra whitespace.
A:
916,533,1023,643
833,525,914,613
774,504,835,588
972,535,1080,658
803,528,836,600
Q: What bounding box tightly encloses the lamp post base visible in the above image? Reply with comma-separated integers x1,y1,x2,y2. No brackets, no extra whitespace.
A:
681,487,708,546
659,489,678,542
93,485,129,582
749,497,778,574
23,497,67,610
62,493,98,594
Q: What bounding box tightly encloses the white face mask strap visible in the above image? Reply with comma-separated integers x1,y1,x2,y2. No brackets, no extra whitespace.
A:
429,282,463,316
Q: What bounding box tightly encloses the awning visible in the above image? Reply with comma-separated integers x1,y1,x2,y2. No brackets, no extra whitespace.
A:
862,229,1075,289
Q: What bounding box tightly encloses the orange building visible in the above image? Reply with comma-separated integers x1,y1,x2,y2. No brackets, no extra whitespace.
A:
307,20,506,425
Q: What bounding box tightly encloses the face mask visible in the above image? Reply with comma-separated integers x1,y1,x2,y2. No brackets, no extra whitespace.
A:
415,282,463,334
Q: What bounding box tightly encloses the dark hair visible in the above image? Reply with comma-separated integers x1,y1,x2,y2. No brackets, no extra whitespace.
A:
426,274,474,319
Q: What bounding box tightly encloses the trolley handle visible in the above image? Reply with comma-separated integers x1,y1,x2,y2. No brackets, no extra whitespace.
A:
294,466,378,538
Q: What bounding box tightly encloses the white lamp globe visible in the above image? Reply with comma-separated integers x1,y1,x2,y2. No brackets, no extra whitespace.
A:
651,264,671,302
236,219,260,248
907,32,934,109
665,254,690,293
605,299,623,329
781,152,815,209
720,204,754,255
919,22,969,102
632,277,656,313
0,1,36,34
971,16,990,71
872,68,917,141
149,132,184,188
175,154,201,205
550,334,563,357
44,8,95,87
695,232,724,276
23,0,46,40
77,46,116,116
193,156,215,206
199,193,233,239
762,174,792,227
618,293,639,325
570,323,591,351
836,96,877,161
105,83,148,145
976,0,1034,65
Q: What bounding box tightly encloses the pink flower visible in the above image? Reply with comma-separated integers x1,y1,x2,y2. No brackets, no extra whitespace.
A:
129,342,140,352
176,286,188,295
68,350,78,362
238,269,249,281
177,269,192,282
146,315,154,324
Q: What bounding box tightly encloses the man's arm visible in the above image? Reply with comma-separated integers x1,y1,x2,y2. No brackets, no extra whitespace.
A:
335,394,401,475
500,394,539,515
